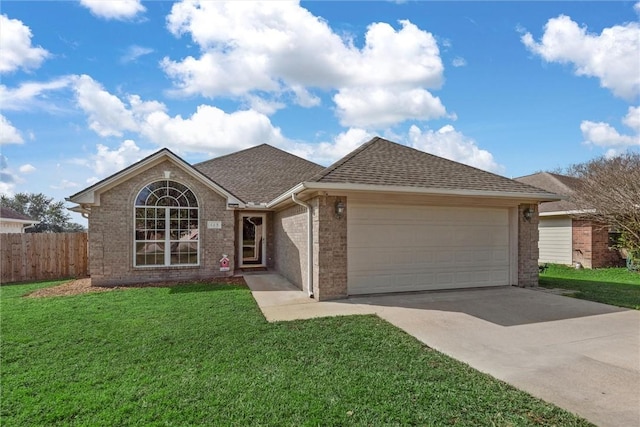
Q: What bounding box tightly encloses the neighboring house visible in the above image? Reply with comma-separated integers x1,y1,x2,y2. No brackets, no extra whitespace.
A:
0,207,39,233
515,172,623,269
68,137,558,300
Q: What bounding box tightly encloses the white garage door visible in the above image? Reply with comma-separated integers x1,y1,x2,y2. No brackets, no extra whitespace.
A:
347,203,511,295
538,217,572,265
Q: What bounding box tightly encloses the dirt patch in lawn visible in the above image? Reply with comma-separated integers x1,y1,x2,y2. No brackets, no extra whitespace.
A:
27,276,247,298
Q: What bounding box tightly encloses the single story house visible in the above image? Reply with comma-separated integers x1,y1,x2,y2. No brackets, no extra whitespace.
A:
68,137,558,300
0,207,39,233
515,172,623,268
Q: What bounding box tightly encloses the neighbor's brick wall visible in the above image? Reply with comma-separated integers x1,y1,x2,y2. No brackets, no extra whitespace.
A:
572,220,624,269
89,160,235,286
312,195,348,301
518,204,539,287
572,219,593,269
273,203,308,291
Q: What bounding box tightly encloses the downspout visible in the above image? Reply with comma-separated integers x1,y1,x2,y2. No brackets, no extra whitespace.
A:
291,192,314,298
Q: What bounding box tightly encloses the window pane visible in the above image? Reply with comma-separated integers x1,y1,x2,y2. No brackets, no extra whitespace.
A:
136,242,165,266
134,180,199,267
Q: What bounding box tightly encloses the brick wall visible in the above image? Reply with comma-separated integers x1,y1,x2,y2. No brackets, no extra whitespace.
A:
273,203,308,291
518,204,539,287
572,220,624,268
572,219,593,268
313,195,348,301
89,160,235,286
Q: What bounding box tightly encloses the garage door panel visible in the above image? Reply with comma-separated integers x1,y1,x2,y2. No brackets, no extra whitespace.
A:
348,204,511,295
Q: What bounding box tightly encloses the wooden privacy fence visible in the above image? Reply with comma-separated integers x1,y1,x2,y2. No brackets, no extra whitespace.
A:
0,232,88,284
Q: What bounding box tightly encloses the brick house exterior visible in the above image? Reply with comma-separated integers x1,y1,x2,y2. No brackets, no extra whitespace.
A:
516,172,624,269
70,138,557,299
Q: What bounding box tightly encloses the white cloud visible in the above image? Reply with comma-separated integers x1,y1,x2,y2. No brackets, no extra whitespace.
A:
19,164,36,173
522,15,640,100
635,2,640,15
0,15,50,74
79,0,145,21
163,1,445,127
408,125,504,173
71,75,286,156
0,77,74,111
73,75,138,137
623,105,640,133
0,154,17,196
0,115,23,144
74,140,153,179
284,128,374,165
452,57,467,67
581,106,640,156
334,87,446,128
120,45,153,63
51,179,79,190
140,106,284,155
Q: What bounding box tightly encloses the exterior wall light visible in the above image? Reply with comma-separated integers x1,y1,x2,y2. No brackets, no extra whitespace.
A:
523,207,534,222
335,199,345,219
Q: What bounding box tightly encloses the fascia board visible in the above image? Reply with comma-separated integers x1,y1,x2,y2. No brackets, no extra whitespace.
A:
68,150,243,207
301,182,561,202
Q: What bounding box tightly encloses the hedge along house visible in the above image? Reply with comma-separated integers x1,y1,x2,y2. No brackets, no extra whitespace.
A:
68,137,559,300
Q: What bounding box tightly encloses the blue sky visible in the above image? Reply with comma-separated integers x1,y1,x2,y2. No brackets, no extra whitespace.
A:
1,1,639,225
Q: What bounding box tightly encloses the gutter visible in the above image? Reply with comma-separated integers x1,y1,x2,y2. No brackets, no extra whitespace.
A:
291,191,314,299
267,182,560,209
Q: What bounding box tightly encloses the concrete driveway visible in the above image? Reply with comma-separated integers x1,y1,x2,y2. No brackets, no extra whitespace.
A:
245,274,640,427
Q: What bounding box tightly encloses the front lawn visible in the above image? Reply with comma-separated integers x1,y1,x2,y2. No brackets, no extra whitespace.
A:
540,264,640,309
1,281,591,426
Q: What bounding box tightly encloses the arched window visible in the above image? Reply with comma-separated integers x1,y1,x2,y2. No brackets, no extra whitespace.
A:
134,180,199,267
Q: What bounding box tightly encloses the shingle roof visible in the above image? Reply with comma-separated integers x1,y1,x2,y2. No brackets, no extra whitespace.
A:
515,172,582,212
309,137,554,195
194,144,324,204
0,206,36,222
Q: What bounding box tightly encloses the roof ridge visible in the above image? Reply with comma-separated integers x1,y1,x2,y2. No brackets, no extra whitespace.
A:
193,143,269,167
309,136,383,182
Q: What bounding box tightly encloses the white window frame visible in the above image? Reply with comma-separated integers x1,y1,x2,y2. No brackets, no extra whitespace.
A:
133,180,200,268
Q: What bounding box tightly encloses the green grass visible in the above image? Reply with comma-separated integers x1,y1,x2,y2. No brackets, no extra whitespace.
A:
1,281,591,426
540,264,640,309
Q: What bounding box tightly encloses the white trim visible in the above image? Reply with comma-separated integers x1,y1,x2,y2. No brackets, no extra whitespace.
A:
132,179,200,268
0,218,40,225
268,182,559,208
539,209,595,217
69,149,243,208
238,213,267,268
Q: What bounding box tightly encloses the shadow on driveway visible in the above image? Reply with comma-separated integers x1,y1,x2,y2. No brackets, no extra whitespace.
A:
345,286,628,326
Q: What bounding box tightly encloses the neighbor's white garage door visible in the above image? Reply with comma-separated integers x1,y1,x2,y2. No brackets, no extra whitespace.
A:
347,203,511,295
538,217,572,265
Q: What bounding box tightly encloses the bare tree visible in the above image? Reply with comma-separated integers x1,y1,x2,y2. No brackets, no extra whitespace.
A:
567,153,640,268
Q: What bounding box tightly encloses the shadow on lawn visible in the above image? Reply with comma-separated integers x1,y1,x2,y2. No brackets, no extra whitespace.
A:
539,276,640,310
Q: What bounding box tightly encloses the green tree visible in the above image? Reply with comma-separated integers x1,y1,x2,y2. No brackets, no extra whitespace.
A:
567,153,640,270
0,193,85,233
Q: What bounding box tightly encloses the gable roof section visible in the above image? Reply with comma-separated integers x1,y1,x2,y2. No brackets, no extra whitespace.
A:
194,144,324,204
0,206,38,224
68,148,242,207
302,137,558,198
515,172,582,213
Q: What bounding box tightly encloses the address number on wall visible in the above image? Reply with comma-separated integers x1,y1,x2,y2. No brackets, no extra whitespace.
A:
207,221,222,229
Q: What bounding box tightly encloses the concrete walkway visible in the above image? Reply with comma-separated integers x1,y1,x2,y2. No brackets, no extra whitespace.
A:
245,273,640,427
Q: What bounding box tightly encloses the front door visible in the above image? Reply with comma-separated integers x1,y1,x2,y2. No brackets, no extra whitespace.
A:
239,214,266,267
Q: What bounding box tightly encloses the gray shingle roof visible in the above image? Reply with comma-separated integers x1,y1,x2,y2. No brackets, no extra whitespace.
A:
0,206,36,222
309,137,554,195
195,144,324,204
515,172,582,212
